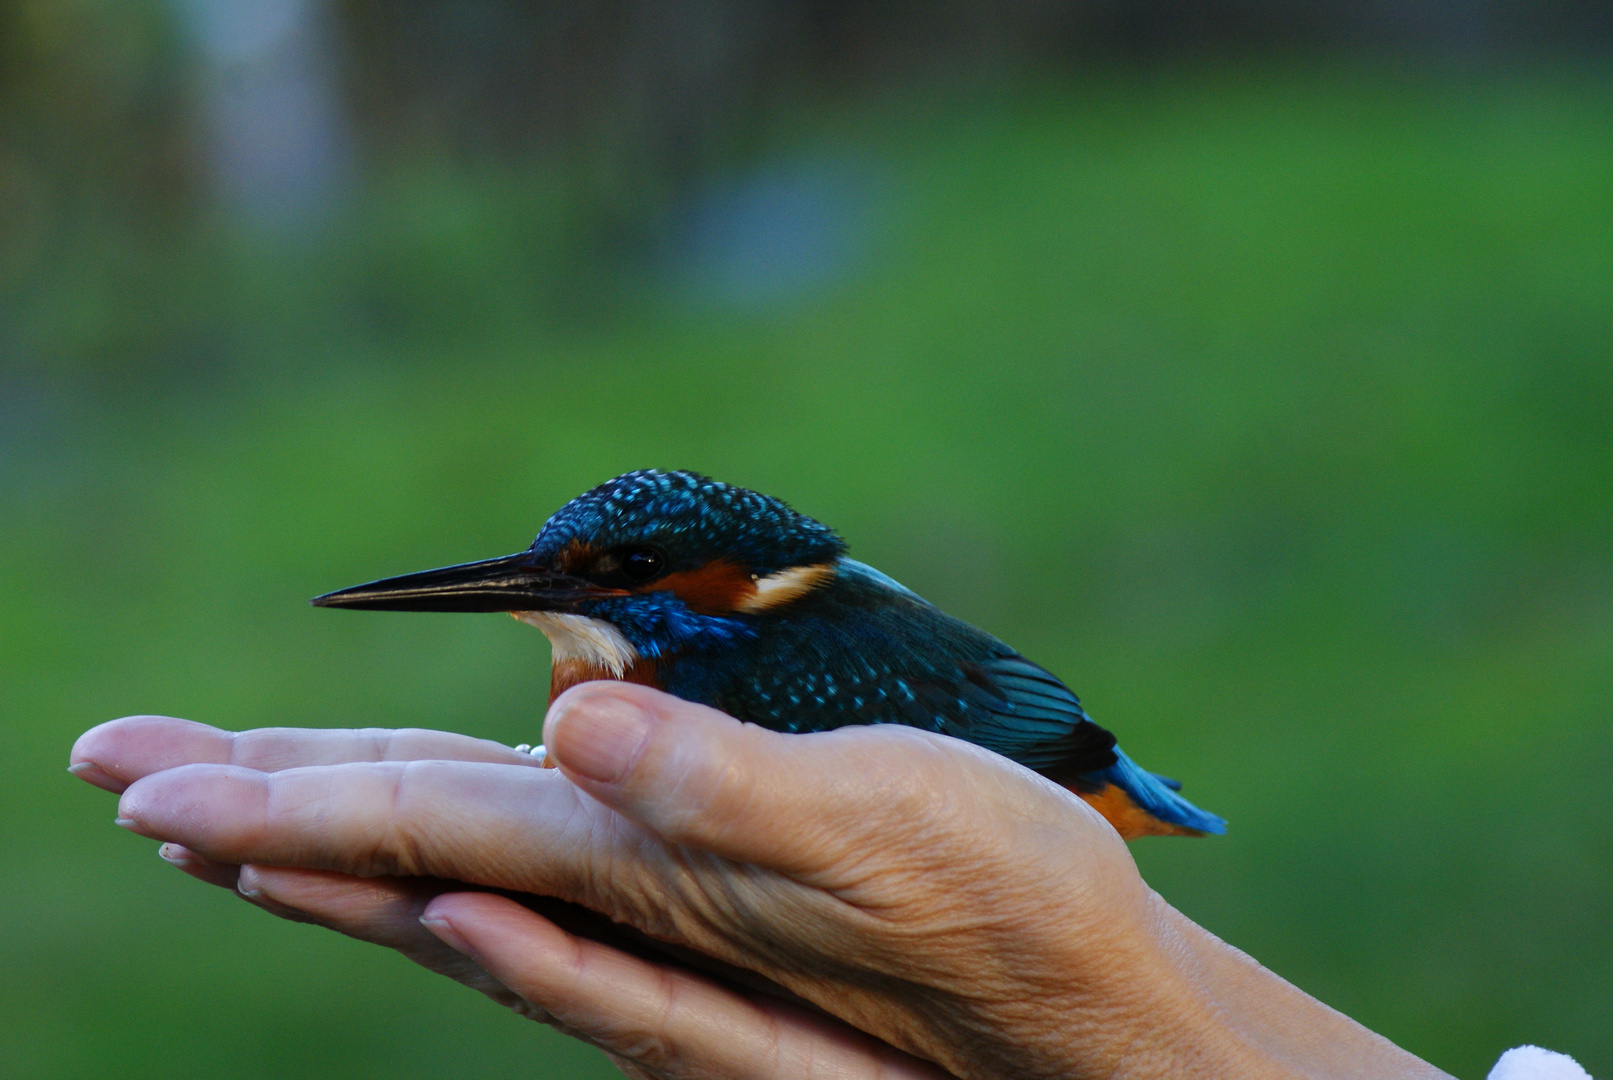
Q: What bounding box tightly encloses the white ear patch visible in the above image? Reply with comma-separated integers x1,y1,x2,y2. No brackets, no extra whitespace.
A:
735,562,838,614
514,612,640,675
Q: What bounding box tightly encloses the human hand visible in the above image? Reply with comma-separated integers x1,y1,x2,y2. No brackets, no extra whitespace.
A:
72,717,939,1079
73,685,1449,1080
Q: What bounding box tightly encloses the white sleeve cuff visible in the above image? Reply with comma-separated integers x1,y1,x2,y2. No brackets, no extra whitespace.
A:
1489,1046,1593,1080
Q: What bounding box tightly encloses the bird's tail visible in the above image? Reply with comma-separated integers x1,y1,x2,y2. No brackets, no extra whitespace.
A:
1092,749,1227,837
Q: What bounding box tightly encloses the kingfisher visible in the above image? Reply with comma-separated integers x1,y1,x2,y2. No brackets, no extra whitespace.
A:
312,469,1224,839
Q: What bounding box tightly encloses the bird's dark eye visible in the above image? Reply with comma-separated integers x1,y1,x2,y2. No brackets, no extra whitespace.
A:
619,547,665,582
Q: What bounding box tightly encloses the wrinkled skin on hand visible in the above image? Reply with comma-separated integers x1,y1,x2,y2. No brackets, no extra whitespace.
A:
72,683,1448,1080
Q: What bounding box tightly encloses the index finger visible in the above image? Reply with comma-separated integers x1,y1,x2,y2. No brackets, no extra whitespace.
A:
112,760,615,907
71,715,541,793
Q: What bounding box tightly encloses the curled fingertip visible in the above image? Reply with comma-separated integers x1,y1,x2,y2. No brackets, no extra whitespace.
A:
235,864,265,899
156,842,243,889
158,842,193,866
235,869,315,923
67,760,125,793
236,865,299,904
420,913,476,959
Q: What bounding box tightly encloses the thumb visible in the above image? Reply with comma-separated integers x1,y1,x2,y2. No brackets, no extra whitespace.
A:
541,681,957,873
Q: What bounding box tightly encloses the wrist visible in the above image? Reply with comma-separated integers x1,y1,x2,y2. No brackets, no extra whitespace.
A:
1096,893,1451,1080
1096,892,1299,1080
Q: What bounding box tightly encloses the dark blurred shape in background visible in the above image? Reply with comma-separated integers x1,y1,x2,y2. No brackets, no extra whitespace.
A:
6,0,1613,373
173,0,351,225
2,4,1611,1080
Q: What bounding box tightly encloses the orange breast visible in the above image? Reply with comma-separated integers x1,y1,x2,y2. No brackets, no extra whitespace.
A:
550,658,661,699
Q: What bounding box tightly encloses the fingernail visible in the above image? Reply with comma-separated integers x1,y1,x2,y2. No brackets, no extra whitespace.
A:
68,761,123,792
158,843,192,866
237,874,314,923
420,915,476,958
553,698,650,783
114,817,139,830
236,865,267,900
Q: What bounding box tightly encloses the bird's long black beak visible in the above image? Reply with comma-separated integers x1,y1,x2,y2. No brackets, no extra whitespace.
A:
311,552,604,613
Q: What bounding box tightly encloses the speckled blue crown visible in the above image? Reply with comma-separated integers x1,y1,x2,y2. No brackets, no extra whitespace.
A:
531,470,847,575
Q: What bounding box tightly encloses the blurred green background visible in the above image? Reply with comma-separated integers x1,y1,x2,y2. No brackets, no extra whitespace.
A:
3,2,1611,1077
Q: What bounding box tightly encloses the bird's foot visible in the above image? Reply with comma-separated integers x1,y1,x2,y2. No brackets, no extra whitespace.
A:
513,743,550,766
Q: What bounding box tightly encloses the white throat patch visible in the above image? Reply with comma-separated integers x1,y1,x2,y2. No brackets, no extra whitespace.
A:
514,612,640,675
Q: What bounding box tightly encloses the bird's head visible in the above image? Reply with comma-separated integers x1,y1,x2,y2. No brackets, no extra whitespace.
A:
313,470,848,665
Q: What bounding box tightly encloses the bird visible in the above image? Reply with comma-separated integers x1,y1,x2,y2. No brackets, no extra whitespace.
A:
312,469,1224,839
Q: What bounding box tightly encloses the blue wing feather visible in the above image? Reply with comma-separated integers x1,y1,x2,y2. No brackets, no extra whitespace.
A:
677,560,1118,773
661,558,1223,833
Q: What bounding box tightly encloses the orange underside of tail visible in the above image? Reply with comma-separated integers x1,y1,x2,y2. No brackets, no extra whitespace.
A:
1073,783,1205,839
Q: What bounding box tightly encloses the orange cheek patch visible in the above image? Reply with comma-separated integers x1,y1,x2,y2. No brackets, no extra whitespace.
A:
651,559,755,614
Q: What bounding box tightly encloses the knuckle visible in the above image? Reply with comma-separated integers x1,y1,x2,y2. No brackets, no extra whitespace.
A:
379,727,440,760
228,728,323,771
838,729,963,832
380,760,436,875
671,754,754,849
588,823,682,939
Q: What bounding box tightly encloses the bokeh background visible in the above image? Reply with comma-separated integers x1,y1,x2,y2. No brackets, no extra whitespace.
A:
4,2,1612,1077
